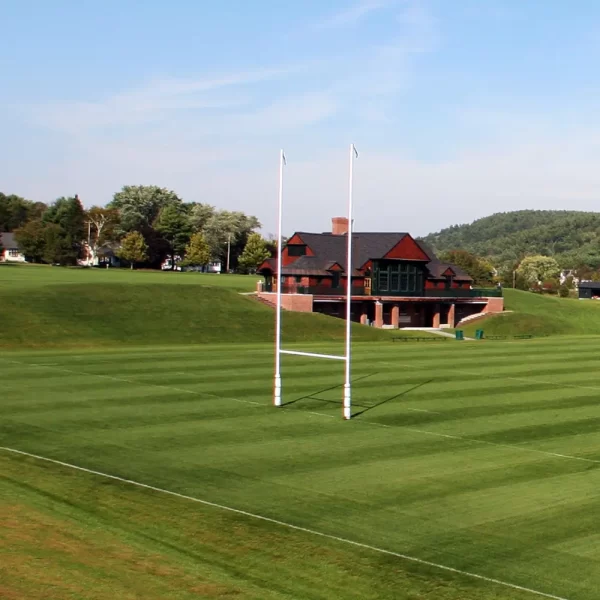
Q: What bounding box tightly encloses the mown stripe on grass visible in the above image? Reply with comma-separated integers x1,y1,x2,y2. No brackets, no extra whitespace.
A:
0,446,570,600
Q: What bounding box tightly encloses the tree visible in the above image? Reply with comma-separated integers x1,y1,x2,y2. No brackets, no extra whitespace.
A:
109,185,183,267
110,185,182,233
181,233,211,268
559,283,571,298
42,195,86,264
516,255,561,286
188,203,215,232
117,231,148,269
238,233,271,274
14,219,47,263
0,193,47,232
202,210,261,269
438,250,495,286
86,206,119,265
154,204,191,269
42,223,74,265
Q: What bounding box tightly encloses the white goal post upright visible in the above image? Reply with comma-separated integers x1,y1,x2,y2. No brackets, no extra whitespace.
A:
274,149,285,407
273,144,358,420
344,143,358,420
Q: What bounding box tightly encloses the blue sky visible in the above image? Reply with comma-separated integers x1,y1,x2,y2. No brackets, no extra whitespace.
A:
3,0,600,236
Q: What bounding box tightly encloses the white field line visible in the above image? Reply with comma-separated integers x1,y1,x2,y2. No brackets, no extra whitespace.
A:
3,358,598,466
0,446,569,600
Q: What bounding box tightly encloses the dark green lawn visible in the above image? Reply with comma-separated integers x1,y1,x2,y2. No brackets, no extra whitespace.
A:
3,338,600,599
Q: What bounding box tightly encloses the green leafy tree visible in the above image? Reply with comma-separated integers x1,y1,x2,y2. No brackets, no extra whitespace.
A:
202,211,261,269
109,185,183,266
438,250,495,286
0,193,47,232
14,219,47,262
238,233,271,274
110,185,182,232
154,204,192,269
117,231,148,269
516,255,561,286
181,232,211,268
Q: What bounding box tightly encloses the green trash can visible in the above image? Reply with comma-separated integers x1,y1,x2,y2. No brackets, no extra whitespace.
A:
455,330,464,341
475,329,484,340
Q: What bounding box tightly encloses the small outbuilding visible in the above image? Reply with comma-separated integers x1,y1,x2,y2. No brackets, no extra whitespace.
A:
578,281,600,299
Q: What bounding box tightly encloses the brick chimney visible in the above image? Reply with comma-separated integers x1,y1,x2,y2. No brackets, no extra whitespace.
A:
332,217,349,235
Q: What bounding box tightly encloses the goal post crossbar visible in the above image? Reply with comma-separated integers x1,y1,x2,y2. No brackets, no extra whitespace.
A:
279,350,347,361
274,145,358,420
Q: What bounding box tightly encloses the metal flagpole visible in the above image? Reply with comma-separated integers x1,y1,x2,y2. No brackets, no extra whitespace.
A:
274,149,285,407
343,144,358,420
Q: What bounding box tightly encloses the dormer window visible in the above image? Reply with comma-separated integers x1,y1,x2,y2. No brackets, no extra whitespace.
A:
287,245,306,257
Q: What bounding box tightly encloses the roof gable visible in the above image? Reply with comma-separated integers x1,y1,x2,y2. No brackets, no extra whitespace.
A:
383,234,430,261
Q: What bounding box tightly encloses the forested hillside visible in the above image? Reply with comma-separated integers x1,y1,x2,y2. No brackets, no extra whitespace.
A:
421,210,600,269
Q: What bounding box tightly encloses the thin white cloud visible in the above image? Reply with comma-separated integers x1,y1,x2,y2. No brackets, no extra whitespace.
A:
28,65,301,133
313,0,390,30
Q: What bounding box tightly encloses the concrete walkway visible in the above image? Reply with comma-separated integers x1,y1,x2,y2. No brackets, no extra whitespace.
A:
401,327,475,341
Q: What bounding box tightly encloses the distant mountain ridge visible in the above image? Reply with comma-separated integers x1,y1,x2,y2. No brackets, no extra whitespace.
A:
420,210,600,269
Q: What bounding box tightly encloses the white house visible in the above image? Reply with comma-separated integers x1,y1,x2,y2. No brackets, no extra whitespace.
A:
0,232,26,262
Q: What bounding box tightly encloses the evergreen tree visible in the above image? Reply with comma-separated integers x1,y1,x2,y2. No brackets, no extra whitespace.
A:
42,223,74,265
238,233,270,274
41,195,85,264
117,232,148,269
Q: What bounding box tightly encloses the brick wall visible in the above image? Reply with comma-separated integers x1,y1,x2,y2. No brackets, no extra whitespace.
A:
482,297,504,313
257,292,314,312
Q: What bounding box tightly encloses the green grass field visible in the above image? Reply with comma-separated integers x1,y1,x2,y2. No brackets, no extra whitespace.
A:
3,338,600,599
0,262,258,291
463,289,600,337
0,264,392,348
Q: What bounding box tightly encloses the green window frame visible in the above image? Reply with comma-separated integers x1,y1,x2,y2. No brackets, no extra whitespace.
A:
375,262,424,294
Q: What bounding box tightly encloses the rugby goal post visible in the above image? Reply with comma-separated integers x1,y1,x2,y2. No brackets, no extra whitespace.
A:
274,144,358,420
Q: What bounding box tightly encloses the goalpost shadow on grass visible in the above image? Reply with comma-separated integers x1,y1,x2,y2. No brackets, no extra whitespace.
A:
279,373,377,409
351,379,434,418
279,374,434,418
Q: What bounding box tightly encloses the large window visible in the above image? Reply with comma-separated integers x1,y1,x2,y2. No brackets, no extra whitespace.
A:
375,262,423,294
378,270,389,291
331,272,341,288
287,245,306,257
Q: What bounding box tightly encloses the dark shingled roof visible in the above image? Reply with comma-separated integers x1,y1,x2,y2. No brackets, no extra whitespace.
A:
259,231,473,283
1,232,19,249
426,260,472,281
295,232,429,272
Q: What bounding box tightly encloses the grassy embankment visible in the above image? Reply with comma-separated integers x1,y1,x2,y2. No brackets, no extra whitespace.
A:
462,288,600,337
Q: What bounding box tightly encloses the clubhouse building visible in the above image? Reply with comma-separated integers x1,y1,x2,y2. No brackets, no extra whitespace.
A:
257,218,503,329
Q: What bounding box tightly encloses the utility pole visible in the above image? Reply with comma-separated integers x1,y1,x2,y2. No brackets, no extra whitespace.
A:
226,234,231,273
